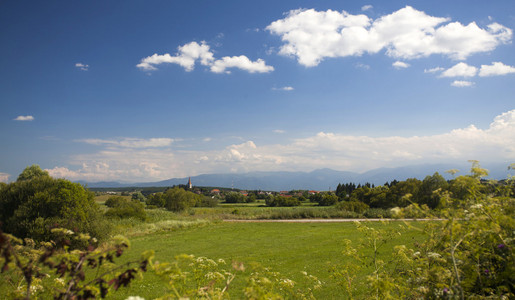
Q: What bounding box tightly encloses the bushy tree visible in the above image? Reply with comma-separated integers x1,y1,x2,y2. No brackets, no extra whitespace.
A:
224,192,245,203
386,178,421,207
163,187,200,212
16,164,50,181
105,196,127,208
265,195,300,207
310,192,339,206
0,166,109,243
416,172,448,209
146,192,165,207
131,191,146,202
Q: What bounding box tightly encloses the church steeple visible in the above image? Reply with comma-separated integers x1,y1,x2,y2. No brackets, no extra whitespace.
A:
188,177,192,189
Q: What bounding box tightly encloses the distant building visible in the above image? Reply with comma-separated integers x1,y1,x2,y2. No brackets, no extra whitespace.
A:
187,177,192,189
211,189,220,194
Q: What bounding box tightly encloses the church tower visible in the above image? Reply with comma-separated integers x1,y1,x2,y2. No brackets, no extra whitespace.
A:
188,177,192,189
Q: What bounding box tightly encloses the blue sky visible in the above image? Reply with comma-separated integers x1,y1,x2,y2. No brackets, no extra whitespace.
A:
1,0,514,183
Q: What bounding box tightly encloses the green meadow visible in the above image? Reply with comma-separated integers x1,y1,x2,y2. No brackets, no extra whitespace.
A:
108,220,426,299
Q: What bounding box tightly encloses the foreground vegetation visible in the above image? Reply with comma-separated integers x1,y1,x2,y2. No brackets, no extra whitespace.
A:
0,162,514,299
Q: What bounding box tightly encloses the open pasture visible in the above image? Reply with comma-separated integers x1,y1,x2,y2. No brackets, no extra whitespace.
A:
111,220,426,299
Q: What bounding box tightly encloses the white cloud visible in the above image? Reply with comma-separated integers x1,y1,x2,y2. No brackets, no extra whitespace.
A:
424,67,444,73
451,80,475,87
479,61,515,77
49,110,515,182
0,172,9,183
137,41,214,71
75,63,89,71
273,86,294,91
273,129,285,134
392,61,410,69
77,137,174,148
14,115,34,121
210,56,274,74
441,62,478,77
266,6,512,66
137,41,272,74
361,5,373,12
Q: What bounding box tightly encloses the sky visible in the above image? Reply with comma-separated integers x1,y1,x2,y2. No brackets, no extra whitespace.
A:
1,0,514,183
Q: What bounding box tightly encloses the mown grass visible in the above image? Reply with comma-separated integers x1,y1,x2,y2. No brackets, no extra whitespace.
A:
109,221,426,299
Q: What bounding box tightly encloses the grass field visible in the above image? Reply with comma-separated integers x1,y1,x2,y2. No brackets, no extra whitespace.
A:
108,221,426,299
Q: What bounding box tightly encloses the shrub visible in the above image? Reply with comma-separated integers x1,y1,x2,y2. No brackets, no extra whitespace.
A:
265,195,301,207
105,196,128,208
131,191,146,202
335,200,369,213
0,167,110,243
146,192,165,207
310,193,339,206
195,196,218,207
105,200,147,221
363,208,392,218
224,192,245,203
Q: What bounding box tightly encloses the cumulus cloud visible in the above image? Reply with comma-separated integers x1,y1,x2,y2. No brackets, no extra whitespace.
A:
77,137,174,148
266,6,512,67
137,41,273,74
392,61,410,69
137,41,214,71
0,172,9,183
479,61,515,77
14,115,34,121
441,62,478,77
48,110,515,182
210,56,274,73
75,63,89,71
451,80,475,87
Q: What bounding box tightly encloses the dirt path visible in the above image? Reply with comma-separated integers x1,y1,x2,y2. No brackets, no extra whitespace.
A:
223,218,441,223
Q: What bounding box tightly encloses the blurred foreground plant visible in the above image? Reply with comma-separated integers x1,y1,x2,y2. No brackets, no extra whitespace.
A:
333,162,514,299
0,226,150,299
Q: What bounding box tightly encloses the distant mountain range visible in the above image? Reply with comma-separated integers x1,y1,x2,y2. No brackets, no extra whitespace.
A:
79,162,513,191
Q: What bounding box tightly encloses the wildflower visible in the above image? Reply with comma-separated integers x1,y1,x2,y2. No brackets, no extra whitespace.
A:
126,297,145,300
470,204,483,209
498,244,506,249
427,252,441,259
484,269,489,274
280,278,295,288
54,278,65,286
